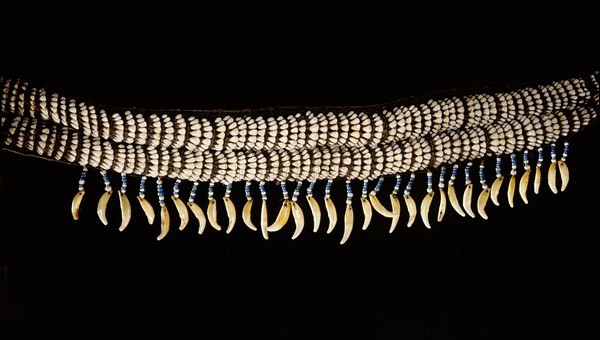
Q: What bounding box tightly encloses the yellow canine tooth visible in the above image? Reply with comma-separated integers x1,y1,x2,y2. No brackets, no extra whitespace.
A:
420,191,434,229
260,198,269,240
118,191,132,231
306,195,321,233
340,203,353,245
242,199,258,231
360,197,372,230
462,183,475,218
518,168,531,204
558,160,569,192
171,195,189,231
403,194,417,227
207,198,222,231
548,161,558,194
437,188,447,222
490,176,504,206
369,193,395,218
389,194,401,233
507,175,516,207
97,190,113,225
187,201,207,235
71,190,85,220
477,187,491,220
534,166,542,194
267,200,291,232
223,196,237,234
325,196,337,234
290,201,305,240
156,205,169,241
137,196,155,225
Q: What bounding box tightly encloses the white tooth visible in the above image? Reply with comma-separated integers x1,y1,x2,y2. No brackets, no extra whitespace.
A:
340,204,353,245
477,188,490,220
519,169,531,204
157,205,170,241
187,201,207,234
437,188,447,222
490,176,504,206
171,195,190,231
369,193,395,217
306,196,321,233
267,200,291,232
558,160,569,192
447,184,466,217
325,197,337,234
360,197,372,230
403,194,417,227
533,166,542,194
242,199,257,231
507,175,517,207
118,191,132,231
137,196,155,224
548,162,558,194
207,199,222,231
420,192,434,229
389,194,401,232
260,199,269,240
290,201,305,240
462,183,475,218
71,190,85,220
97,190,113,225
223,197,236,234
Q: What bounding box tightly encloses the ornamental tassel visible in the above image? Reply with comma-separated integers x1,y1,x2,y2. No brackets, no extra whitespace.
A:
490,157,504,206
462,162,476,218
476,162,490,220
306,181,321,233
223,183,236,234
71,166,87,220
548,144,558,194
259,181,269,240
290,181,305,240
518,152,531,204
437,166,447,222
171,179,189,231
533,148,543,194
324,179,337,234
97,170,113,225
420,171,434,229
118,173,132,231
447,164,466,217
558,142,570,192
137,176,155,225
267,182,291,232
242,181,257,231
403,173,417,227
206,182,222,231
340,180,354,245
360,180,373,230
389,175,402,233
187,182,207,235
156,177,169,241
507,154,517,207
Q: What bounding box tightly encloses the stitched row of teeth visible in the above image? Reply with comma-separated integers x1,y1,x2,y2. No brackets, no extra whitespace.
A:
4,105,595,183
1,75,597,153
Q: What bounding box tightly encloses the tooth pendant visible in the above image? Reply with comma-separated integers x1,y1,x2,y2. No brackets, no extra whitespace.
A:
437,167,447,223
447,165,466,217
558,142,570,192
507,154,517,208
340,180,354,244
242,182,257,231
186,182,206,234
290,182,305,240
223,184,236,234
360,180,372,230
171,179,189,231
533,148,543,194
259,181,269,240
419,172,434,229
476,163,490,220
368,178,395,218
118,174,131,231
137,176,155,224
306,181,321,233
403,173,417,227
71,167,88,220
491,157,504,206
97,170,113,225
389,176,402,233
267,183,292,233
548,144,559,194
156,178,169,241
324,180,337,234
462,163,476,218
206,183,222,231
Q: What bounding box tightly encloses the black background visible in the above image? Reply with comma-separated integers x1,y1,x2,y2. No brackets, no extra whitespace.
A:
1,1,600,339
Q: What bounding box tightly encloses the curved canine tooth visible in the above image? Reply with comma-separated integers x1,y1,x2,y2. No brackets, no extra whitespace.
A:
242,199,258,231
490,176,504,206
223,197,236,234
171,195,189,231
462,184,475,218
118,191,132,231
207,198,222,231
187,201,207,234
437,188,447,222
548,162,558,194
403,194,417,227
360,197,372,230
420,192,434,229
518,169,531,204
267,200,291,232
97,190,113,225
340,204,353,245
389,194,401,233
533,166,542,194
156,205,169,241
260,199,269,240
507,175,516,207
447,185,466,217
476,188,490,220
290,201,305,240
137,196,155,225
368,193,395,218
325,197,337,234
558,160,569,192
306,196,321,233
71,190,85,220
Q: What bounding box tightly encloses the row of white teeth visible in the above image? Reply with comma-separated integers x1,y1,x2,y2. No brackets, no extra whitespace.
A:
72,157,569,244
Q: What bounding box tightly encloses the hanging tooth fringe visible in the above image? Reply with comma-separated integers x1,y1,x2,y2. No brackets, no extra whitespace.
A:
437,167,447,222
368,177,394,218
419,171,434,229
403,173,417,227
534,148,543,194
507,154,517,207
71,167,87,220
306,181,321,233
389,176,402,232
259,181,269,240
118,174,131,231
490,157,503,206
518,152,531,204
206,183,222,231
447,165,466,217
171,180,189,231
290,182,305,240
223,184,236,234
156,178,169,241
242,182,257,231
548,144,558,194
558,142,570,192
462,163,475,218
476,163,490,220
324,180,337,234
360,180,372,230
97,170,112,225
187,182,206,234
267,182,291,232
340,180,354,244
137,176,155,225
